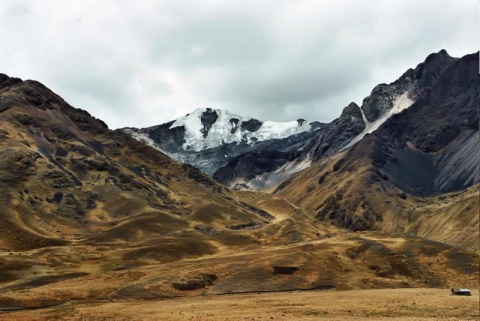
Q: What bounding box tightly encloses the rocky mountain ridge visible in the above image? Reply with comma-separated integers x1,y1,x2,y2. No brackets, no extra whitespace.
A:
123,108,322,176
274,51,479,251
124,49,461,190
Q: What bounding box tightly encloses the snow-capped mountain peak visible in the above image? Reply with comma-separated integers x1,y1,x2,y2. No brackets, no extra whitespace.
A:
169,108,315,151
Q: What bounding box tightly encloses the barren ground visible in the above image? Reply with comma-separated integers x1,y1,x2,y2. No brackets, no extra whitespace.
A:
2,288,478,321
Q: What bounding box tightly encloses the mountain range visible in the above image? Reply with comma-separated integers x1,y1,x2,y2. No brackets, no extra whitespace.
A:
123,50,477,193
121,49,479,251
0,49,478,312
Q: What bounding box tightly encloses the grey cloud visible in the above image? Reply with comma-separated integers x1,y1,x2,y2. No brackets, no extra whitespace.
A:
152,14,274,66
0,0,477,129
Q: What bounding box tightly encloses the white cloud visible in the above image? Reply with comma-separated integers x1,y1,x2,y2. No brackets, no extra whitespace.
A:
0,0,477,128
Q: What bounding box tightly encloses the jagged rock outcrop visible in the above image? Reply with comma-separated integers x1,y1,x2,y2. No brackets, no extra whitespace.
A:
370,52,479,195
309,102,366,160
361,49,456,122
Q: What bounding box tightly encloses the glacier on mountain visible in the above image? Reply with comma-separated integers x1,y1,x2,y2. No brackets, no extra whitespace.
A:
169,108,314,152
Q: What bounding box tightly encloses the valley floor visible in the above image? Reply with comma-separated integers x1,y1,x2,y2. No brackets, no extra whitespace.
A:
1,288,478,321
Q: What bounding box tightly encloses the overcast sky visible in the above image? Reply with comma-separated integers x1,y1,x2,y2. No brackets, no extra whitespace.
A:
0,1,478,129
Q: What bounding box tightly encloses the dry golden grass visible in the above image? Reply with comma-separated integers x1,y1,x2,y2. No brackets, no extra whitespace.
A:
274,149,479,253
2,288,478,321
0,231,477,313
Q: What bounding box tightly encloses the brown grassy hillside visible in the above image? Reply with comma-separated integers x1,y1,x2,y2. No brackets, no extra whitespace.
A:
0,74,478,316
0,78,293,252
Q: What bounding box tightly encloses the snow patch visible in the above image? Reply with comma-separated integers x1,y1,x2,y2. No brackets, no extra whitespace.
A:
343,92,414,150
239,158,312,191
170,108,312,152
275,158,312,176
123,128,170,156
